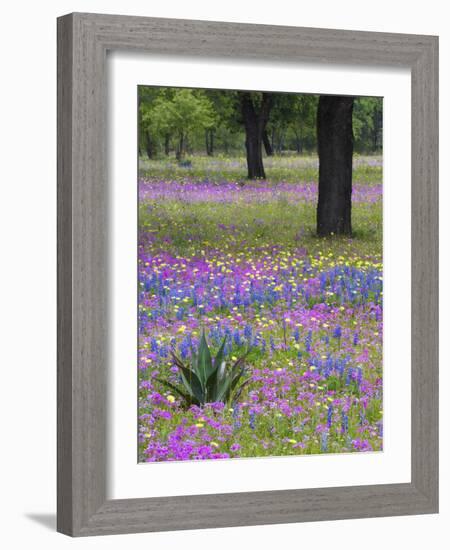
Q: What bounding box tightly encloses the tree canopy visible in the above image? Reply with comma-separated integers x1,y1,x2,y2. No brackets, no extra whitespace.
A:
138,86,382,160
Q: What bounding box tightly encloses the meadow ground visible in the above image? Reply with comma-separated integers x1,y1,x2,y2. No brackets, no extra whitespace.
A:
138,154,383,462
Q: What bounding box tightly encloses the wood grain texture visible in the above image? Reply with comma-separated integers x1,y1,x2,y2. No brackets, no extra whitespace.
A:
57,12,439,536
57,13,74,535
410,37,439,505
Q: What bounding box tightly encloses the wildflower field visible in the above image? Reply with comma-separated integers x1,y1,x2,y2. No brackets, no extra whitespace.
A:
138,155,383,462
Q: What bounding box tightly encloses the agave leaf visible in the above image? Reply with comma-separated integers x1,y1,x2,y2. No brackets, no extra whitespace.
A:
216,363,238,403
154,378,195,406
225,372,246,403
170,350,203,398
230,352,250,385
164,339,250,407
170,351,186,370
213,336,227,372
190,345,198,368
231,367,248,391
205,359,228,402
215,374,232,403
230,349,251,375
233,377,251,398
214,360,228,399
229,378,251,404
196,330,213,384
178,365,204,405
205,366,220,402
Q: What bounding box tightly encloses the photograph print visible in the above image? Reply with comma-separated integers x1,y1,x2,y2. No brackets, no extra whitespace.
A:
137,86,383,462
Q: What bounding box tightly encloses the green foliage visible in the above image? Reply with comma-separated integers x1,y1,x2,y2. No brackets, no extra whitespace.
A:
138,157,382,278
140,88,216,159
353,97,383,153
288,95,319,153
138,86,383,158
266,94,319,153
139,153,382,185
148,89,215,136
158,331,250,407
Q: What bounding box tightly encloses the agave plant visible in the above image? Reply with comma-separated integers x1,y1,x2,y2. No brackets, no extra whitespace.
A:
158,331,250,407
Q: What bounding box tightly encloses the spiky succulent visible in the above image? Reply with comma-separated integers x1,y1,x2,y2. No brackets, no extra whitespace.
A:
158,331,250,407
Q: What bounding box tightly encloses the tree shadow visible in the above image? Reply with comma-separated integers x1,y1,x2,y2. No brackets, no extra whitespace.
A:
25,513,56,531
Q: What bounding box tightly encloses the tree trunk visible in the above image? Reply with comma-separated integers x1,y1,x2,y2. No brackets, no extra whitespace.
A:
276,130,285,154
240,92,273,179
294,127,302,154
245,128,265,179
205,130,211,156
210,130,214,155
373,108,382,151
176,133,185,161
205,129,215,156
263,129,273,156
164,134,170,156
145,130,154,159
317,95,354,236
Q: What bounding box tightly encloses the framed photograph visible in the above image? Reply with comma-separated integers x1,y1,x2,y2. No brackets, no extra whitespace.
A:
57,13,438,536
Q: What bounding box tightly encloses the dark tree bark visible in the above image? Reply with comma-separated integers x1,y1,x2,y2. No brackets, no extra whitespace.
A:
293,128,302,154
176,133,185,161
205,129,215,156
276,131,285,154
317,95,354,237
205,130,210,156
262,129,273,156
164,134,170,156
145,130,154,159
373,108,382,151
240,92,273,179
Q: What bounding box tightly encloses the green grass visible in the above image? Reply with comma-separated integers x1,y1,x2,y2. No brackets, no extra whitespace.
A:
140,198,382,262
139,153,382,184
138,154,383,461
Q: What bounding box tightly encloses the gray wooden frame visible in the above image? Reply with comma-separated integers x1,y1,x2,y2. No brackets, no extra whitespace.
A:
57,12,439,537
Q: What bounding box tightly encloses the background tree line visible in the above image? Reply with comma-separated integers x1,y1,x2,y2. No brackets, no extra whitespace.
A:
139,87,382,163
139,87,382,237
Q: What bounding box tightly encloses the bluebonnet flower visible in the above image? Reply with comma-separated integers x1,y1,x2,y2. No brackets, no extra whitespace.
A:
249,411,256,430
345,367,353,385
355,366,363,385
378,420,383,438
150,337,159,353
233,328,242,346
176,307,185,320
327,405,333,428
305,330,312,353
341,412,349,434
179,338,190,360
270,335,276,352
261,338,267,354
359,410,366,426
